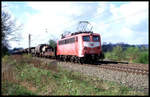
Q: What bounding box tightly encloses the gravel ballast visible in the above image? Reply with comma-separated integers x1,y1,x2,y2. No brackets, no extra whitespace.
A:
57,61,149,93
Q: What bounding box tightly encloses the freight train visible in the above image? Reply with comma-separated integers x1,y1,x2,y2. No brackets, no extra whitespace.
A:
13,21,104,63
13,31,104,63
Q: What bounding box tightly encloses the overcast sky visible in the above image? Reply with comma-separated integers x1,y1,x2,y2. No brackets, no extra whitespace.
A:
2,1,149,49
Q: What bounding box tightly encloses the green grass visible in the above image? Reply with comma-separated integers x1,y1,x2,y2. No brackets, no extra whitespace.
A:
2,81,36,95
2,54,147,96
16,64,145,95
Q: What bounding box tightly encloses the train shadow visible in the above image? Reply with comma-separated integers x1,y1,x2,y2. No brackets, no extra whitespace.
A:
85,60,129,65
50,59,129,66
33,56,128,66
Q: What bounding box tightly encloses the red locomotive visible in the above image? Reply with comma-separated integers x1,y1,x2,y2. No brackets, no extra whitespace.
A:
56,21,104,63
56,31,104,63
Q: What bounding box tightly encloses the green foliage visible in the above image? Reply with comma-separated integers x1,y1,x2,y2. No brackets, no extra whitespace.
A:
2,55,16,66
2,81,35,95
105,46,149,64
136,51,149,64
125,47,140,62
49,39,57,48
17,65,50,85
2,55,10,63
2,45,9,57
105,46,125,61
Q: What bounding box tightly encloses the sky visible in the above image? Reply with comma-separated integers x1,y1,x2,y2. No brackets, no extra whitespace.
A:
1,1,149,49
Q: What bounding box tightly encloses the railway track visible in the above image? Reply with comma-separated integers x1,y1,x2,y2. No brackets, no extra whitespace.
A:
36,57,149,75
80,60,149,75
72,60,147,75
96,64,149,75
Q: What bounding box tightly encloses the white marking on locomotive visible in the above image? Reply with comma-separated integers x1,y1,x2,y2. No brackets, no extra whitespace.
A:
78,38,83,57
83,42,100,48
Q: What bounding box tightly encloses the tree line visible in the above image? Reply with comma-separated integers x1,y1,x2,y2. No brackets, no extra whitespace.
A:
102,43,149,64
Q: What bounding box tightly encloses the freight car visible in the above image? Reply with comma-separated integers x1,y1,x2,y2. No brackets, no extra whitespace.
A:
33,44,56,58
41,45,56,58
34,44,48,57
30,47,35,55
11,48,24,54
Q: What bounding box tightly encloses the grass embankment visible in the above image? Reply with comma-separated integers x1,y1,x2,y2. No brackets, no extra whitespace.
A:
2,54,146,95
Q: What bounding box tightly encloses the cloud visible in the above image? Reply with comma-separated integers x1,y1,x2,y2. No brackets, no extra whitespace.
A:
110,2,148,26
19,2,87,48
93,1,148,44
27,2,83,16
2,2,148,49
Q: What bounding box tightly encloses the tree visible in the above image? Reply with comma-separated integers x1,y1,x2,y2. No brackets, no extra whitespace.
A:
112,46,124,61
137,51,149,64
49,39,57,48
125,47,140,63
105,46,124,61
1,9,22,56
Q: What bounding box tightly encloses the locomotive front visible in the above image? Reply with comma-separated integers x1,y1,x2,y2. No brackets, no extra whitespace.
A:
79,33,104,61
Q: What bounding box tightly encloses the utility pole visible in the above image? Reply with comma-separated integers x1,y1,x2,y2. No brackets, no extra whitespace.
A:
28,34,31,54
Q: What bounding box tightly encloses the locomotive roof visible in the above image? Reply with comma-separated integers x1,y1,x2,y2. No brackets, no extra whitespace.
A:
59,32,100,40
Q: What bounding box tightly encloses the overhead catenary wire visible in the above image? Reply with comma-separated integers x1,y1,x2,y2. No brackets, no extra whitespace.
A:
90,8,147,26
64,7,147,33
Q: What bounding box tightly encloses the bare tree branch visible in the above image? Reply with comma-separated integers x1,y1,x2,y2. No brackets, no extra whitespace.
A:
1,8,23,56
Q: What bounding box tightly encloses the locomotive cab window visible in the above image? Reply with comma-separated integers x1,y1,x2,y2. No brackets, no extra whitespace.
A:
83,36,90,41
93,36,100,41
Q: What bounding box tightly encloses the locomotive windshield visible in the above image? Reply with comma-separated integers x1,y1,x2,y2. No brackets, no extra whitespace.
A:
83,36,90,41
93,36,100,41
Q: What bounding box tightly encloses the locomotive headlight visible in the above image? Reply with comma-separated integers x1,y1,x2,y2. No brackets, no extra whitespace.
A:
97,47,100,49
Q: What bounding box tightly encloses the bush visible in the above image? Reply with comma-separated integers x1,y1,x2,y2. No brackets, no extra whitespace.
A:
105,46,125,61
136,51,149,64
125,47,140,63
104,46,149,64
